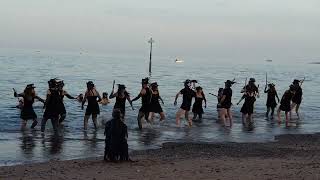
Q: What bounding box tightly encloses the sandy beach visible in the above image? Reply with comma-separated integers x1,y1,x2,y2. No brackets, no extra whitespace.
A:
1,133,320,180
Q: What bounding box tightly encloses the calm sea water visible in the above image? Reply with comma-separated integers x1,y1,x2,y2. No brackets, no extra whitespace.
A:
0,48,319,166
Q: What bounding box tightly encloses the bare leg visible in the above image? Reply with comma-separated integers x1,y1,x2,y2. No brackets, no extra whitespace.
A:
248,114,253,125
227,108,233,127
290,103,296,118
51,118,59,133
198,113,202,121
242,113,246,125
185,111,192,127
175,109,184,126
92,114,98,129
59,113,66,124
148,112,156,123
83,115,90,130
137,111,144,130
159,112,165,121
21,119,27,131
277,108,281,123
220,109,227,126
285,112,289,126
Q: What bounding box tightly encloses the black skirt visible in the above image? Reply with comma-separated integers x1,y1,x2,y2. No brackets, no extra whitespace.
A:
266,99,277,108
240,96,256,115
150,102,163,113
279,102,291,112
20,107,37,120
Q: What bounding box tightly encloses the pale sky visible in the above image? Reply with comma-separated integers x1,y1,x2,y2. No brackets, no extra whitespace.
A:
1,0,319,60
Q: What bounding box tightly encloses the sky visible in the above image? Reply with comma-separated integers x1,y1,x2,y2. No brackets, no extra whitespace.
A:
0,0,319,60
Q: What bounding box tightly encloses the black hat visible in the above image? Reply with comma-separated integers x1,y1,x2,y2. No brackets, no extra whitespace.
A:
151,82,158,87
87,81,94,87
142,78,149,84
195,86,202,91
184,79,191,84
249,78,256,82
191,80,198,83
268,83,275,87
118,84,126,89
26,84,36,89
292,79,300,84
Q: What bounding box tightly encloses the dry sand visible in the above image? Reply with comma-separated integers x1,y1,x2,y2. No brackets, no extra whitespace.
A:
1,133,320,180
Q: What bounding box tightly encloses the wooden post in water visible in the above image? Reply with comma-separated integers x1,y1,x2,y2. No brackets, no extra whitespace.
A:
148,37,154,76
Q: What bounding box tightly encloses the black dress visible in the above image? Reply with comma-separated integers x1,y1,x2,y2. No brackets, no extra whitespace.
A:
150,92,163,113
85,96,100,115
20,95,37,120
114,95,127,116
180,88,196,111
192,96,204,115
279,90,294,112
266,90,277,108
292,86,302,104
240,95,256,115
220,87,232,109
139,88,151,116
43,89,61,119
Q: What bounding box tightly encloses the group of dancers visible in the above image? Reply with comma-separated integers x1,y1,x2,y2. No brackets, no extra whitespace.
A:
13,76,304,132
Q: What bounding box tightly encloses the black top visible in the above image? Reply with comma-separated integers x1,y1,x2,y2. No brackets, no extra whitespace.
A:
141,88,151,106
221,87,232,108
292,86,302,103
180,87,196,108
114,92,129,111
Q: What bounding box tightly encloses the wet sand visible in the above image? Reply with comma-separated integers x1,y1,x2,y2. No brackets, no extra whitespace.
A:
1,133,320,180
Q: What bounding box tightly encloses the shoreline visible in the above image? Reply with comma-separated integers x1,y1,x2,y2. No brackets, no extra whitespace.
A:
1,133,320,179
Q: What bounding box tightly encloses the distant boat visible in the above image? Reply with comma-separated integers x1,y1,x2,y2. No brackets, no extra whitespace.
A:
175,59,184,63
266,59,273,62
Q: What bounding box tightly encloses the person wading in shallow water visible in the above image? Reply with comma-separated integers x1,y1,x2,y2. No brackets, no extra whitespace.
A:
13,84,45,130
264,83,280,118
291,79,304,118
109,83,134,120
148,82,165,122
42,79,63,133
174,79,196,127
238,78,259,126
104,109,130,162
278,84,296,125
82,81,101,130
191,86,207,122
219,80,235,127
55,79,77,125
131,78,152,129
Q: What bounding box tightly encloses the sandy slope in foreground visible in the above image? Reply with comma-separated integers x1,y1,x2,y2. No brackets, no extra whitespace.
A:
1,133,320,180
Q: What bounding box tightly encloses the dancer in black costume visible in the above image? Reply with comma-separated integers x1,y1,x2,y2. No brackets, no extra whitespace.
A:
13,84,45,130
109,84,134,119
104,109,129,162
192,86,207,121
219,80,234,127
148,82,165,122
174,79,196,127
239,78,259,125
277,85,296,124
291,79,303,118
82,81,101,130
42,79,63,133
56,80,77,124
264,83,280,118
132,78,151,129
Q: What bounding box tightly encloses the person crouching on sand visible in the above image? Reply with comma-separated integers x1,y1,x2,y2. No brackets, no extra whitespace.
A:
174,79,196,127
104,109,129,162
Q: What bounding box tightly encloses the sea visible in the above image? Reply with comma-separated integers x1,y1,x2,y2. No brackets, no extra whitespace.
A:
0,48,319,166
